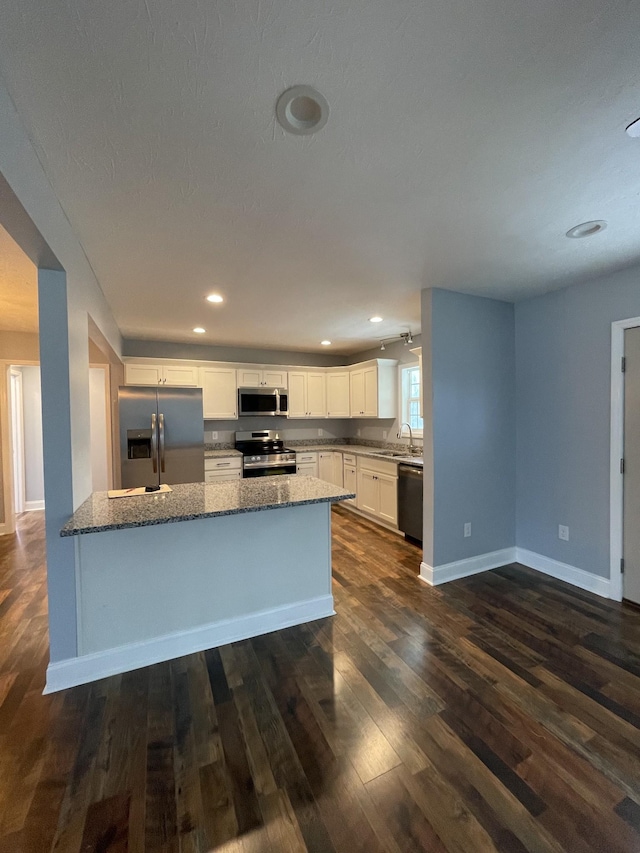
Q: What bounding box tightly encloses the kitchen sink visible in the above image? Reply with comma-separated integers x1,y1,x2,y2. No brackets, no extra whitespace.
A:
371,449,417,458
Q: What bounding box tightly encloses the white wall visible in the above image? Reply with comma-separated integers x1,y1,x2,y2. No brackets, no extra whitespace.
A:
0,77,122,662
20,365,44,508
89,367,109,492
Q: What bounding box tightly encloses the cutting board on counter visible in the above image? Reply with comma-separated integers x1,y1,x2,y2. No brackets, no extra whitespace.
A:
108,484,173,499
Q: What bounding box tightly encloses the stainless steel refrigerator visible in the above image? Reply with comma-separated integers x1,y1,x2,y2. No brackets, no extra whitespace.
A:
119,386,204,488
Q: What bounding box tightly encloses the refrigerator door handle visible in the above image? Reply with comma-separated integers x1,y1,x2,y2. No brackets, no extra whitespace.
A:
159,413,166,473
151,413,158,474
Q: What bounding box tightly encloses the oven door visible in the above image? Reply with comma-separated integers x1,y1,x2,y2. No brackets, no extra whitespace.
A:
243,464,297,478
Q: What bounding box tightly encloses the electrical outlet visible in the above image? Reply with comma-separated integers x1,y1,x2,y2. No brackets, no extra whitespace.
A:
318,428,323,436
558,525,569,541
383,430,387,439
464,522,471,538
356,429,361,437
211,431,218,440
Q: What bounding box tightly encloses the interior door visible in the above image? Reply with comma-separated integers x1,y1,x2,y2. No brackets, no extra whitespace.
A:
623,326,640,605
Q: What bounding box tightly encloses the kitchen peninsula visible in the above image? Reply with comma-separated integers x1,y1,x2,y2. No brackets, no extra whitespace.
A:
49,476,353,692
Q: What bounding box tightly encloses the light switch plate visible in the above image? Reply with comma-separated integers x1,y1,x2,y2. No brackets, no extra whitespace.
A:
211,431,218,440
464,522,471,538
558,525,569,541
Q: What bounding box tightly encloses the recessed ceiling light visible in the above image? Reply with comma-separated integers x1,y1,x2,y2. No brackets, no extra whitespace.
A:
206,294,224,303
626,117,640,138
193,327,206,334
565,220,607,239
369,316,383,323
276,85,329,136
320,340,331,346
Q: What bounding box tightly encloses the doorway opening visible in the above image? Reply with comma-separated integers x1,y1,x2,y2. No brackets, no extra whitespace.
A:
610,315,640,603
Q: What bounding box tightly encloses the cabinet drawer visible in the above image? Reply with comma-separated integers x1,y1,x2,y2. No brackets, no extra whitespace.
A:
296,452,318,463
204,456,242,472
205,470,242,483
342,453,356,466
357,456,397,477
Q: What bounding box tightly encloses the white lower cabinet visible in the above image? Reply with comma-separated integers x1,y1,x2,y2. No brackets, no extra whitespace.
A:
318,451,344,486
296,451,318,478
318,451,333,483
356,458,398,526
204,455,242,483
342,460,357,505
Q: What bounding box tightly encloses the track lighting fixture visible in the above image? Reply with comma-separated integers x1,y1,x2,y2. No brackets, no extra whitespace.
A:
380,331,414,351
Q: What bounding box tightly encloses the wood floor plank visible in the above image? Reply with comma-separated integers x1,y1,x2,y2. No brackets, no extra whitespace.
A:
1,509,640,852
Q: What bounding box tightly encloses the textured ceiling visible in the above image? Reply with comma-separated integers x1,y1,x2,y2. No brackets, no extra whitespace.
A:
0,225,37,333
0,0,639,353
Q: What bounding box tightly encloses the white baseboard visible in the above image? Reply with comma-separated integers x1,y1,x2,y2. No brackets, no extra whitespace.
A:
45,594,334,694
420,547,517,586
418,545,611,600
515,548,611,599
24,500,45,511
0,523,8,536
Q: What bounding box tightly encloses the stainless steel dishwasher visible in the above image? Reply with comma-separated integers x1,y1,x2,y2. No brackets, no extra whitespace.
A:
398,464,423,543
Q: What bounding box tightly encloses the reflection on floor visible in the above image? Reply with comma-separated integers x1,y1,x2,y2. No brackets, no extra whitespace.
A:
0,507,639,851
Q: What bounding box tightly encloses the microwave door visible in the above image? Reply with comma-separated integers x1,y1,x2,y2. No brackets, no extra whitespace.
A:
239,389,279,417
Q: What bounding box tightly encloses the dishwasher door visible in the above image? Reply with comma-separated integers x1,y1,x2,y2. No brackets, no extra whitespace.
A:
397,464,423,543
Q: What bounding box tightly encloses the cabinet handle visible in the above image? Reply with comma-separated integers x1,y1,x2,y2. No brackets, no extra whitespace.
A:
216,462,231,467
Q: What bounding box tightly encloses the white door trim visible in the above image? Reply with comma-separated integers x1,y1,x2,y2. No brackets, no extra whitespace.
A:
610,316,640,602
9,367,25,515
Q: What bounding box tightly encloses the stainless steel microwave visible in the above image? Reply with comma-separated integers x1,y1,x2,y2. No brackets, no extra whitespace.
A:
238,387,288,417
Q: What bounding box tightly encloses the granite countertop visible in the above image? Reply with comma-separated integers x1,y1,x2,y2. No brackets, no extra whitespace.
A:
293,444,424,467
60,477,355,537
204,448,242,459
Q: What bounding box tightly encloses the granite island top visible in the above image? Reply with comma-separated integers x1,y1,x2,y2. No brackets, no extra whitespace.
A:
61,477,355,537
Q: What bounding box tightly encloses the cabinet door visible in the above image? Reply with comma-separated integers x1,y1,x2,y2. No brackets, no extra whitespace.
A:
200,368,237,419
125,364,163,385
326,372,350,418
237,367,262,387
163,364,199,386
296,462,318,477
263,369,287,388
362,366,378,417
318,452,333,483
306,372,327,418
332,453,344,487
288,372,307,418
356,469,378,514
378,472,398,526
343,465,357,504
350,369,365,416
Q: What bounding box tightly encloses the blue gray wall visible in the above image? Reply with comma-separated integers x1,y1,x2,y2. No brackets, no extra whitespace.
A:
424,288,516,566
516,264,640,578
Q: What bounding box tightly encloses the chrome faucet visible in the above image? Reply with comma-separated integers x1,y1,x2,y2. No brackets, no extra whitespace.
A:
398,423,418,455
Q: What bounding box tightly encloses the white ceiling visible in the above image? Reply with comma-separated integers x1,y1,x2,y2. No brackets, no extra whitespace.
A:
0,225,37,333
0,0,639,353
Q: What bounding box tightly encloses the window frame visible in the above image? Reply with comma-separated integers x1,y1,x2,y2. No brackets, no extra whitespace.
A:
398,362,423,438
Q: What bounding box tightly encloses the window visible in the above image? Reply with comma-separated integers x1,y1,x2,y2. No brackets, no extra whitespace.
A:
399,364,423,436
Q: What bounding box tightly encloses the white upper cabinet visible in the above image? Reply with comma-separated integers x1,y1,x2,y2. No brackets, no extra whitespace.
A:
124,363,198,386
237,366,288,388
288,371,326,418
349,359,397,418
124,363,163,386
199,367,237,419
163,364,199,386
326,371,350,418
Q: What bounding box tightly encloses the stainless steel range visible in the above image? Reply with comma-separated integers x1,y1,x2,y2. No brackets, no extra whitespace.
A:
235,430,296,478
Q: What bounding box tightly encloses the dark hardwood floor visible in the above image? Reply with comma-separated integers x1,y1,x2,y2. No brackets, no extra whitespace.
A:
1,508,640,851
